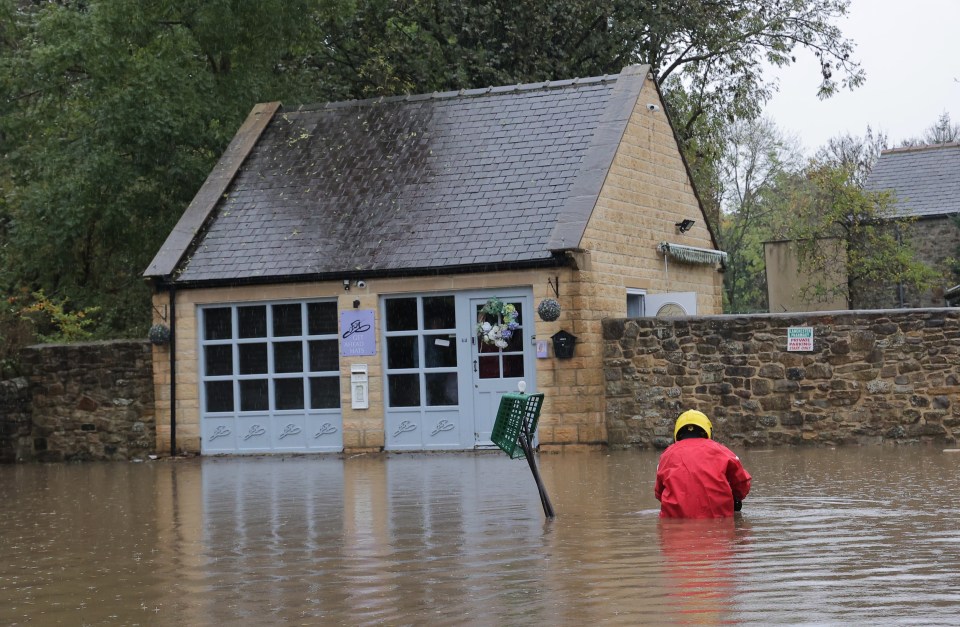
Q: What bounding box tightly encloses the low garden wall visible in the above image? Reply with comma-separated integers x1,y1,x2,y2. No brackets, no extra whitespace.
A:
603,309,959,449
0,340,156,462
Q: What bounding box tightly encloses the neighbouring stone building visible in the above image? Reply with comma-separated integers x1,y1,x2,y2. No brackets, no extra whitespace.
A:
766,143,960,312
604,308,960,449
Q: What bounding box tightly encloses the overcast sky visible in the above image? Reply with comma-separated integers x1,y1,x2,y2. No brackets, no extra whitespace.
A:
763,0,960,155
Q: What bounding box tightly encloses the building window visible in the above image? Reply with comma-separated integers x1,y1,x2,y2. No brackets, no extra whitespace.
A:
384,295,459,408
200,300,340,415
627,289,646,317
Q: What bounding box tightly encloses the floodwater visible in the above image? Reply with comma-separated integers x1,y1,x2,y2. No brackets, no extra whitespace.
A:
2,447,960,626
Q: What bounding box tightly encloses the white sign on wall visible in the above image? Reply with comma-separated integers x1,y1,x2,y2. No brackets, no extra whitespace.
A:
787,326,814,352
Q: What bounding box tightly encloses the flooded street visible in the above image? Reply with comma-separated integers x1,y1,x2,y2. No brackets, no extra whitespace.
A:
2,447,960,625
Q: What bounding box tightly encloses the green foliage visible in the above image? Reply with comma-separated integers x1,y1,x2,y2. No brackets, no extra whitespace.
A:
0,0,863,333
773,164,941,306
20,290,100,343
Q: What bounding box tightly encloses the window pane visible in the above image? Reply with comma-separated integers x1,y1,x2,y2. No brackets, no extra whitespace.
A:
204,345,233,376
385,298,418,331
309,340,339,372
239,343,268,374
205,381,234,412
238,306,266,338
478,356,500,379
308,302,338,335
275,378,304,410
388,374,420,407
505,327,524,352
426,373,458,406
424,334,456,368
273,303,302,336
204,308,232,340
627,293,643,317
423,296,455,329
310,377,341,409
274,341,303,373
387,336,418,369
503,354,524,378
239,379,268,411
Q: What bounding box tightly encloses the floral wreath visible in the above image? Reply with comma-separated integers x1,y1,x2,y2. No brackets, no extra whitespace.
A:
476,297,519,348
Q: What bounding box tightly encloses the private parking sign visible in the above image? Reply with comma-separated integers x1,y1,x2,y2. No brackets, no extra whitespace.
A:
787,326,814,352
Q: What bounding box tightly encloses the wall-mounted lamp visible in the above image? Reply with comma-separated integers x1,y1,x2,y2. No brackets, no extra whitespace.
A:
675,219,696,234
342,279,350,291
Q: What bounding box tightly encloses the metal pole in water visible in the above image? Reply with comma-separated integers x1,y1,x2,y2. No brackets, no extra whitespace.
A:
521,423,555,519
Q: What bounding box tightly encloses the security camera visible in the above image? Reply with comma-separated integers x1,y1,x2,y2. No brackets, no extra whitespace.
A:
646,103,660,112
355,280,366,289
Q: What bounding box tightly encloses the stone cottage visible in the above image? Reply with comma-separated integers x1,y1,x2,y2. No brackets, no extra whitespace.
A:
766,142,960,313
143,64,725,456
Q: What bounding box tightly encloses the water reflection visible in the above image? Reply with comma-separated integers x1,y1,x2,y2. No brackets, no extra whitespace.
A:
2,448,960,625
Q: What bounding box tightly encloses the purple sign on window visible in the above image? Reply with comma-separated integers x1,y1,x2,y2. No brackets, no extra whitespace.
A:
340,310,376,356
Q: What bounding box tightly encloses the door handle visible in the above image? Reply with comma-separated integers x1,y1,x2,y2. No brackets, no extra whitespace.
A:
473,359,478,372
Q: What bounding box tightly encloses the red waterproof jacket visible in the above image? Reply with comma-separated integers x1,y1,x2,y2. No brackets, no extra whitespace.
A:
655,438,751,519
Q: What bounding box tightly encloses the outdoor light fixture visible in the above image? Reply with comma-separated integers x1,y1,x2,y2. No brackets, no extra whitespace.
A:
675,219,696,234
343,279,350,291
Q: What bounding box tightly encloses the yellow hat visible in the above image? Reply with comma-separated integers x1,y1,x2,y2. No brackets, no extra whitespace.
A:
674,410,712,441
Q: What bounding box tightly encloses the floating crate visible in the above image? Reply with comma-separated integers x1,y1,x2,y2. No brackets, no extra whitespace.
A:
491,393,545,459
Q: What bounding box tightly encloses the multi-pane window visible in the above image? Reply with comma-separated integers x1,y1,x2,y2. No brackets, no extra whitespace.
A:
200,301,340,415
384,295,459,408
476,300,525,380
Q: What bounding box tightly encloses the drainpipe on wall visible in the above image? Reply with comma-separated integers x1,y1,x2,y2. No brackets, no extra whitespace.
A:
896,225,906,308
169,284,177,456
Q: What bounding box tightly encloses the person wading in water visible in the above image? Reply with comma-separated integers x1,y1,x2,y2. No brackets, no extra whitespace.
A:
654,410,752,518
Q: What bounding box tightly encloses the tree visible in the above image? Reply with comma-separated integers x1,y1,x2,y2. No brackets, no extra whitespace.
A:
814,126,888,187
0,0,864,336
770,163,941,308
716,118,802,313
900,112,960,147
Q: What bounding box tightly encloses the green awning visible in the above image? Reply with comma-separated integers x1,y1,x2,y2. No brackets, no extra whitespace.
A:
657,242,727,266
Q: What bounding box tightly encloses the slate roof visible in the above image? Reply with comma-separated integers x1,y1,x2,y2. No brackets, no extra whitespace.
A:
145,65,653,284
864,143,960,219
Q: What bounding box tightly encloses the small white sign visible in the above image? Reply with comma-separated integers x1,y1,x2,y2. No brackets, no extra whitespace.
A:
787,326,814,352
536,340,549,359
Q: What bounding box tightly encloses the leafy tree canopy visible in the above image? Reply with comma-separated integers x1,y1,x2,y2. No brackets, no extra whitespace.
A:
0,0,863,337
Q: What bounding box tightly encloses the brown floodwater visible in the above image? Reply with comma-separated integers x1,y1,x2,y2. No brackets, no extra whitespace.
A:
2,446,959,626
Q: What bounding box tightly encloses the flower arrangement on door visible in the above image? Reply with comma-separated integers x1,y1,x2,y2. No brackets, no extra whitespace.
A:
476,297,519,349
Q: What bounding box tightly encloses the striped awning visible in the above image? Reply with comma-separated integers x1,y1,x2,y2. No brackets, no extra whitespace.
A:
657,242,727,266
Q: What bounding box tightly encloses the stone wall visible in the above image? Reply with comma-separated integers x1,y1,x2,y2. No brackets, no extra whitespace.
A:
603,309,960,449
0,377,31,463
6,340,156,462
852,216,960,310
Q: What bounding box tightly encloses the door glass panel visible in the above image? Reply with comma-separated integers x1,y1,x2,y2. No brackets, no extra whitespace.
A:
204,308,232,340
385,298,418,331
309,340,339,372
478,341,501,354
238,306,266,338
204,345,233,376
205,381,234,412
424,335,456,368
239,343,268,374
310,377,341,409
275,378,304,410
423,296,455,329
387,336,419,369
426,373,458,406
274,341,303,373
273,303,302,337
388,374,420,407
503,354,524,378
478,356,500,379
505,328,524,352
239,379,268,411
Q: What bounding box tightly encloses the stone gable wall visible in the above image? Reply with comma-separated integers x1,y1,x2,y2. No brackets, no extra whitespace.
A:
603,309,960,449
3,340,156,462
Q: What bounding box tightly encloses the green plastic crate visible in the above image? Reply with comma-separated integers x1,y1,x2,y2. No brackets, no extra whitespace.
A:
491,393,545,459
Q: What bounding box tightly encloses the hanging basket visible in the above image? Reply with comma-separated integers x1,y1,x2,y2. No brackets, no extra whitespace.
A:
537,298,561,322
148,323,171,346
